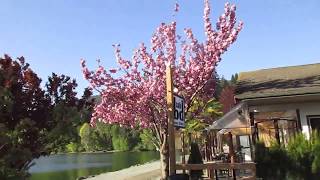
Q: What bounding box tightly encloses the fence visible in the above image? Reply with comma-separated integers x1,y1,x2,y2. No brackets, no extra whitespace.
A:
176,162,256,180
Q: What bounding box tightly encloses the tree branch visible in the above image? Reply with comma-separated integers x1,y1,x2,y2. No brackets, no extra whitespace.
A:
0,143,7,151
186,79,211,112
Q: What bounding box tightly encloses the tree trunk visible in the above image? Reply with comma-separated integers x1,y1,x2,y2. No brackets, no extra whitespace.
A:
160,140,169,180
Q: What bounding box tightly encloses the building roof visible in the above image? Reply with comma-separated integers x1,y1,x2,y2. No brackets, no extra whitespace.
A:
207,102,249,130
235,63,320,100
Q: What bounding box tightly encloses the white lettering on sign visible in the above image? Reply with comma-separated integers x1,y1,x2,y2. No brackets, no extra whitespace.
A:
174,95,185,128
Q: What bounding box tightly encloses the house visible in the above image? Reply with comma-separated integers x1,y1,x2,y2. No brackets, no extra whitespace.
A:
208,63,320,161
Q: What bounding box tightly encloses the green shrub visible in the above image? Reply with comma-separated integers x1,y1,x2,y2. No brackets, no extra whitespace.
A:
254,141,269,178
188,143,203,179
112,136,129,151
255,132,320,180
138,129,156,151
79,123,92,151
94,122,113,150
255,141,291,180
312,132,320,174
287,132,320,179
66,142,83,152
269,142,291,179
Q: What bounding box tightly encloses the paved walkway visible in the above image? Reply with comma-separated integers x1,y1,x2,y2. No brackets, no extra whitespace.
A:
86,161,161,180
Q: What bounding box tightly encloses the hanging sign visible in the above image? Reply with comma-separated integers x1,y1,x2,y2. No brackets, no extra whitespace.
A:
174,95,185,128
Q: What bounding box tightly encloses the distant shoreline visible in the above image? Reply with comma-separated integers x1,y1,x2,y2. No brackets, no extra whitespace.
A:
53,149,155,155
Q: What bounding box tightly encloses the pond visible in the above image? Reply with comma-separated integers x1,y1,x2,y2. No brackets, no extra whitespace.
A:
29,151,160,180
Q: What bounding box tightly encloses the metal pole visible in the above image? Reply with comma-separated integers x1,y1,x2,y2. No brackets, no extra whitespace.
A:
166,64,176,176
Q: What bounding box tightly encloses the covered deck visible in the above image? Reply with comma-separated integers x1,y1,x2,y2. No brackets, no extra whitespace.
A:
206,101,300,158
175,103,256,179
175,100,300,179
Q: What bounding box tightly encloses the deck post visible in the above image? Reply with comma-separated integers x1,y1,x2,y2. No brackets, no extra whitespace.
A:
211,131,215,156
249,112,256,161
274,119,281,145
249,112,256,146
228,132,235,163
181,132,186,174
296,109,302,132
228,132,236,179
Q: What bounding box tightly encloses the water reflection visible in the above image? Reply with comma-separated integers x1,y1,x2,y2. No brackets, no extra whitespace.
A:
29,151,159,180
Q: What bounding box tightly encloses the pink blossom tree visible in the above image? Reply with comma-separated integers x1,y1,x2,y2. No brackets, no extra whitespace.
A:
81,0,242,178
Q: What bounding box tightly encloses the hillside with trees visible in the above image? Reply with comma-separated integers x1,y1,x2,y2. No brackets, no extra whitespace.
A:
0,55,155,179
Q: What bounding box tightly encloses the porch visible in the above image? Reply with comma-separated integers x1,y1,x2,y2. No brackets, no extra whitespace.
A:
207,101,301,156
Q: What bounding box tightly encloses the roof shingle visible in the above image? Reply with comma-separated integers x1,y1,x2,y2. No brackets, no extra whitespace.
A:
235,63,320,100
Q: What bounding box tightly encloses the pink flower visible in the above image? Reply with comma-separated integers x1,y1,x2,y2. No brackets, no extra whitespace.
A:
174,2,179,12
109,69,117,73
80,0,243,130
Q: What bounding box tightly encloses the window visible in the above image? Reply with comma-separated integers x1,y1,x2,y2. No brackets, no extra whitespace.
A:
307,115,320,132
238,135,252,161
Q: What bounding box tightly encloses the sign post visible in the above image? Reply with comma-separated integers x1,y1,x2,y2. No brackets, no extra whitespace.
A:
166,63,176,176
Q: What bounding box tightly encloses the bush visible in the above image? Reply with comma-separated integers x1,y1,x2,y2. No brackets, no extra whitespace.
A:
255,141,291,180
188,143,203,179
110,125,142,151
286,132,320,179
138,129,156,151
66,142,83,153
94,122,113,150
79,123,93,151
112,136,129,151
255,132,320,180
78,123,151,152
0,119,41,179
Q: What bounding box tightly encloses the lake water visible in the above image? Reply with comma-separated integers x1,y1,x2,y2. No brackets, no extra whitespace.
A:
29,151,160,180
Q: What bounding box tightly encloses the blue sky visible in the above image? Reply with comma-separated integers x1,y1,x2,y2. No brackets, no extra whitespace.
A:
1,0,319,95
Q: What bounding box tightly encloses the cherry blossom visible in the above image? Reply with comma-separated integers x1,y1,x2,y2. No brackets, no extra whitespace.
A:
81,0,242,178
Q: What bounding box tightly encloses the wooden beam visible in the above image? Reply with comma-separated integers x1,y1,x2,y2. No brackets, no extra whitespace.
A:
228,132,236,179
296,109,302,132
181,132,186,174
249,112,256,146
176,162,256,170
274,119,280,145
166,64,176,175
176,162,256,179
228,132,235,163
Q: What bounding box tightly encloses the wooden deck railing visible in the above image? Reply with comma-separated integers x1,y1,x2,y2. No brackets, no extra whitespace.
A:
176,162,256,180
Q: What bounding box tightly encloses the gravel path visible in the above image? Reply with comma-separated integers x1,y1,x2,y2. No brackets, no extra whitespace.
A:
86,161,161,180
